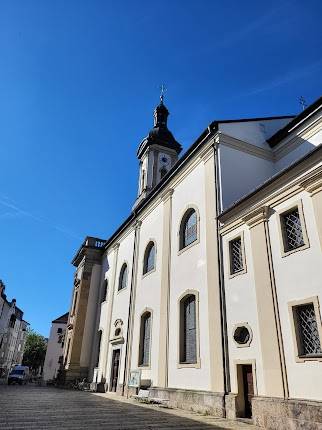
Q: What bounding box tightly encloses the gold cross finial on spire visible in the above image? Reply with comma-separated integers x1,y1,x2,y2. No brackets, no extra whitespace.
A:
160,84,167,103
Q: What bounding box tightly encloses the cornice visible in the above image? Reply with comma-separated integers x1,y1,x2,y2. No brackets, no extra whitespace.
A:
242,206,270,228
219,133,274,161
300,168,322,196
160,188,174,203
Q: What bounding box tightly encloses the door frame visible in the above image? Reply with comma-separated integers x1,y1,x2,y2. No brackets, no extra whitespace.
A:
109,348,121,392
233,359,257,418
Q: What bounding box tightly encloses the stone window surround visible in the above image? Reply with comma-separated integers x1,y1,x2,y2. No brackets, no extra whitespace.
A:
232,322,253,348
142,239,157,279
177,204,200,256
177,289,201,369
137,307,153,369
288,296,322,363
227,231,247,279
277,199,310,258
117,261,129,294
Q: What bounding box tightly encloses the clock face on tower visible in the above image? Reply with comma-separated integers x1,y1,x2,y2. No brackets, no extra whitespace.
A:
159,153,171,168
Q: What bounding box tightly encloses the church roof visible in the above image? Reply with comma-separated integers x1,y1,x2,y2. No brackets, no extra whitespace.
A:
52,312,69,324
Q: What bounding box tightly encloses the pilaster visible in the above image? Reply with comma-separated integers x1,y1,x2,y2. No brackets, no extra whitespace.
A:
243,207,286,398
158,188,174,387
202,146,225,393
301,172,322,250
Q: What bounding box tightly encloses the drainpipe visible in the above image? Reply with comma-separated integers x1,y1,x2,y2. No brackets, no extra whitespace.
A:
122,219,141,396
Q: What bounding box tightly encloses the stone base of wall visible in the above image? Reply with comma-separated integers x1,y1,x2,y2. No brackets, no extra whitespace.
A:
148,387,225,417
252,396,322,430
64,366,88,382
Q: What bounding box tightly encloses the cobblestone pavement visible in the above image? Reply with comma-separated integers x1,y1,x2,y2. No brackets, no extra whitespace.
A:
0,384,259,430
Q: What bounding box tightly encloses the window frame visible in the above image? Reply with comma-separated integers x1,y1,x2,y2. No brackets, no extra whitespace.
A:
142,240,156,277
232,322,253,348
177,290,201,368
138,309,153,368
178,206,200,255
227,232,247,279
277,200,310,258
118,263,128,292
288,296,322,363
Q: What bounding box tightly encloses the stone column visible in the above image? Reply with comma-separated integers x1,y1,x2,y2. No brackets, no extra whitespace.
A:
202,145,225,393
158,188,174,388
243,207,286,398
301,173,322,250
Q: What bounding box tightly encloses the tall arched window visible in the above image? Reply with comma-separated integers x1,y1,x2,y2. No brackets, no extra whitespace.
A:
95,330,102,368
118,264,128,291
139,312,152,366
180,294,197,364
143,242,156,275
179,208,198,250
101,280,108,303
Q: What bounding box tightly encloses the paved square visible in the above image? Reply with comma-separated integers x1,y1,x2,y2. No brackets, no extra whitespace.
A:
0,385,257,429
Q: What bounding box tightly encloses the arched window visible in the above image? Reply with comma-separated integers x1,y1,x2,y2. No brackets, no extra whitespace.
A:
139,312,152,366
9,314,16,328
101,280,108,303
179,209,198,250
143,242,155,275
118,264,128,291
95,330,102,368
180,294,197,364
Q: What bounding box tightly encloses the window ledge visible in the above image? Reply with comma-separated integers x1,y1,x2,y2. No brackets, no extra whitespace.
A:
177,359,201,369
142,267,156,279
281,242,310,258
177,238,199,256
296,354,322,363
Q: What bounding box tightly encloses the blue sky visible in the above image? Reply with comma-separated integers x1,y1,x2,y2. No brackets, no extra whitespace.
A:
0,0,321,336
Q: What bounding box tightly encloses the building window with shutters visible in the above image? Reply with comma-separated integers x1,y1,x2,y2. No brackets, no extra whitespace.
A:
179,207,199,253
138,311,152,367
143,241,156,276
289,297,322,362
118,263,128,291
278,200,309,257
179,292,200,367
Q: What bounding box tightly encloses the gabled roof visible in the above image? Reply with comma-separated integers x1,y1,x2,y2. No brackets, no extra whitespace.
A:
267,95,322,147
52,312,69,324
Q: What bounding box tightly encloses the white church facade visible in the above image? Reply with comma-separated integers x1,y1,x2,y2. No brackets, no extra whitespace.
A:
62,95,322,429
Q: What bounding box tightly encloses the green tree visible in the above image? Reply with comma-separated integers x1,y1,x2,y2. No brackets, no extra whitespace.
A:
22,329,47,373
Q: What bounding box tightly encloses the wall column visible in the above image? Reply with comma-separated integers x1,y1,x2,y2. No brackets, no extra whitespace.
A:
158,188,173,387
101,243,120,382
202,145,225,393
243,207,285,398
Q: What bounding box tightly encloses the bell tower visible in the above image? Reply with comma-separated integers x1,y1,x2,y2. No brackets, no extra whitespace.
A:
134,93,182,209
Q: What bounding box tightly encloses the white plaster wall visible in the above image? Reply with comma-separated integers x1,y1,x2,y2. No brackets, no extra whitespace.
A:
104,230,135,386
222,227,265,396
219,145,275,210
219,118,292,149
130,202,164,387
43,322,66,381
168,161,211,391
269,191,322,401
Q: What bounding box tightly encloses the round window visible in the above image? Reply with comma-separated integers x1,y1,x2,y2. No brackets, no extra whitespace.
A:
233,326,250,345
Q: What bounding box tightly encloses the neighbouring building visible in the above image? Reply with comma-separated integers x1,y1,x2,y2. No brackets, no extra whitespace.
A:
43,312,68,381
0,281,29,377
62,94,322,429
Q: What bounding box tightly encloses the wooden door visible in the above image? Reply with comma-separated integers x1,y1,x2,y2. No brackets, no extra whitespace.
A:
110,349,120,392
242,365,254,418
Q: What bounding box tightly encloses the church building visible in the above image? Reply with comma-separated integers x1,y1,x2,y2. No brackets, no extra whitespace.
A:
62,94,322,429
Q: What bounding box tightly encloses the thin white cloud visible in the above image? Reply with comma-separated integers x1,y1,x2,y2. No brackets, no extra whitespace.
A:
0,195,82,241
